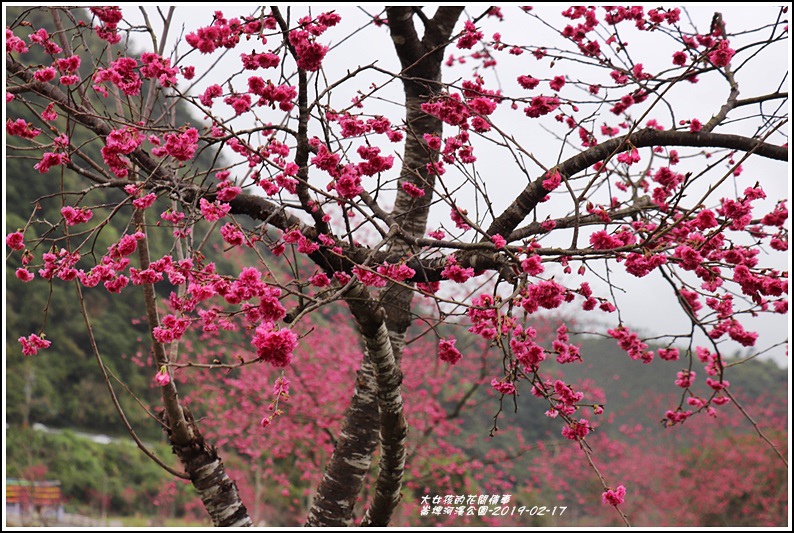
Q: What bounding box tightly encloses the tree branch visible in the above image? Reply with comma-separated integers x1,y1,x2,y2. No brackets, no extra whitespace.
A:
386,7,424,68
487,127,788,239
734,92,788,108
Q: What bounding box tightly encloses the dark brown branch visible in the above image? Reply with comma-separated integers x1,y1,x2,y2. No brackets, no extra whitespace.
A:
136,209,253,527
271,7,331,234
734,92,788,108
386,7,424,69
487,127,788,239
507,195,656,242
703,51,739,133
134,208,193,444
424,7,465,50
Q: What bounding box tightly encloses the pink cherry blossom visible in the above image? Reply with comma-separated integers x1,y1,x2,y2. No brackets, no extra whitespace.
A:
441,257,475,283
19,334,51,356
708,40,736,67
602,485,626,505
252,323,298,367
491,378,516,395
6,231,25,250
154,369,172,386
16,268,34,282
438,338,462,364
61,206,94,225
542,170,562,191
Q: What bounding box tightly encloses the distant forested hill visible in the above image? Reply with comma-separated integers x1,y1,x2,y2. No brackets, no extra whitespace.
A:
5,6,233,438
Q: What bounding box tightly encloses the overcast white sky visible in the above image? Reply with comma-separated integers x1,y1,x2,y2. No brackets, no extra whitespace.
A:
118,4,791,366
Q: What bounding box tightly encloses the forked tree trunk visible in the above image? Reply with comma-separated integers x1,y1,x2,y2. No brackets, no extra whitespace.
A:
307,7,464,527
357,7,464,527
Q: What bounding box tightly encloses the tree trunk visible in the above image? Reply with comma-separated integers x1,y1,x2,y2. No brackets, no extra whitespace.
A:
137,208,252,527
343,283,409,527
305,356,380,526
354,8,465,526
161,408,253,527
306,9,465,527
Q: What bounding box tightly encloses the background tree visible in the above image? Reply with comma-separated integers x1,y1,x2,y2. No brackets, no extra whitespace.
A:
5,5,788,527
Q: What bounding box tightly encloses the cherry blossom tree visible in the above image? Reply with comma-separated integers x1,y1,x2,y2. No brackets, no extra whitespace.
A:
6,5,788,526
